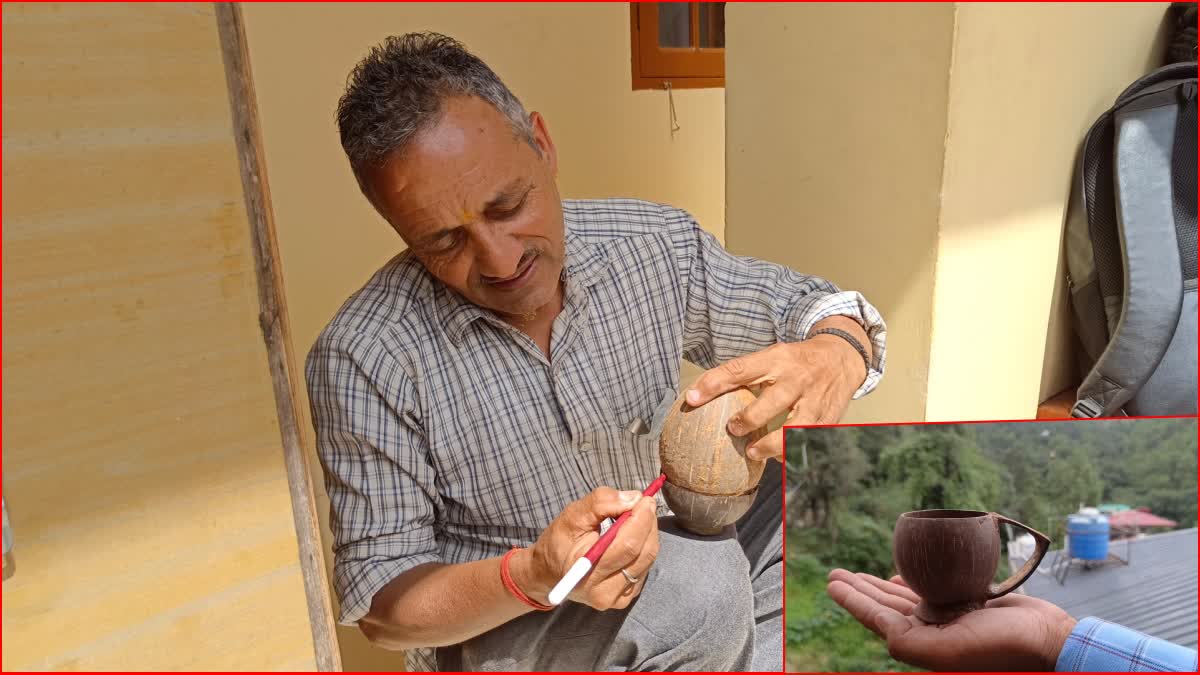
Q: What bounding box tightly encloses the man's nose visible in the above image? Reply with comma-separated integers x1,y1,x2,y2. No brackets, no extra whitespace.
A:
473,228,524,280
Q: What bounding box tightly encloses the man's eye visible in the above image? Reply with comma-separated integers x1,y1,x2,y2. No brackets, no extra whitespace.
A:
428,231,464,254
492,197,527,221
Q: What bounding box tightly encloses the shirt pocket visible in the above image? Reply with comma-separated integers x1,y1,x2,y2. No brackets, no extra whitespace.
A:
585,409,675,518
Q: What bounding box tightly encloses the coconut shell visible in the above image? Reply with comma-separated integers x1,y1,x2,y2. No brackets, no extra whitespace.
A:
658,388,767,534
661,483,758,536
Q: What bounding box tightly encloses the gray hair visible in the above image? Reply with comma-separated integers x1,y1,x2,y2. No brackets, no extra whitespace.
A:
336,32,536,181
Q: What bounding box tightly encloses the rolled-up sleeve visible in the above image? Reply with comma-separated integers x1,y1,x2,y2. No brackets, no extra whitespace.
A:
670,207,887,398
305,329,442,625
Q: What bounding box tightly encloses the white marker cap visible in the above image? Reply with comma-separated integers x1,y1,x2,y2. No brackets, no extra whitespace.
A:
547,557,592,606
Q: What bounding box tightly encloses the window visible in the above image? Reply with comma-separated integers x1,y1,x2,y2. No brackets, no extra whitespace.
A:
630,2,725,90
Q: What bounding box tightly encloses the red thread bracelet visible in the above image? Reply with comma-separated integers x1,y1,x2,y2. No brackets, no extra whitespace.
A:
501,547,554,611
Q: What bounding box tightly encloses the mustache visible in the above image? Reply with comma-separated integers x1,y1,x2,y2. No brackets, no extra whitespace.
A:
481,248,541,283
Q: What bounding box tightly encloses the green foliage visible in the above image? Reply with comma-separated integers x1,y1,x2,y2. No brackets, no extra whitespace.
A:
970,418,1196,535
786,553,919,672
878,427,1005,512
827,511,894,579
1104,419,1198,528
786,418,1196,671
785,427,871,531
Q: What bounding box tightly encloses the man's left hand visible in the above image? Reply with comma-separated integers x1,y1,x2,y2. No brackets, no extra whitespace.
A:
684,316,870,461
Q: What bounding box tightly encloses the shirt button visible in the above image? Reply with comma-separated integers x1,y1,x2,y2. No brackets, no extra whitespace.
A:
579,441,592,453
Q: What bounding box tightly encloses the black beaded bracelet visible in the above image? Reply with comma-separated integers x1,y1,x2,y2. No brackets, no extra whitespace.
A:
809,327,871,376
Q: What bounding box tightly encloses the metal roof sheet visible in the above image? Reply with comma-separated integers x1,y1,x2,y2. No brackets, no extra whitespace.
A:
1013,527,1198,649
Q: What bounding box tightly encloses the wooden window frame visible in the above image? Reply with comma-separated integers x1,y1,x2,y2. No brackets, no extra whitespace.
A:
630,2,725,90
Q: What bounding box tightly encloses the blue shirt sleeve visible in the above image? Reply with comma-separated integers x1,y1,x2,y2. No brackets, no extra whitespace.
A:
1056,617,1198,672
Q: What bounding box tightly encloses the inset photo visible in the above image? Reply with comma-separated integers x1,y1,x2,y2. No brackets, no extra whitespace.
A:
784,418,1198,672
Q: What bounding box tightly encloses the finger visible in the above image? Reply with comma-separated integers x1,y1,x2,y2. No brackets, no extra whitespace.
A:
841,572,917,615
747,428,783,461
856,572,921,606
889,575,911,588
608,571,647,610
783,397,824,426
827,579,908,639
727,382,795,437
562,487,643,533
686,352,774,406
591,497,657,578
621,513,660,581
791,392,848,426
598,510,659,609
827,568,863,585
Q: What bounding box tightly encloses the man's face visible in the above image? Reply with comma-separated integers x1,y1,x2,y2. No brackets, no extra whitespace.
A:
362,96,565,321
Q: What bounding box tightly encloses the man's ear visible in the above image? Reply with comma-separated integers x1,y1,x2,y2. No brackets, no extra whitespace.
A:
529,111,558,176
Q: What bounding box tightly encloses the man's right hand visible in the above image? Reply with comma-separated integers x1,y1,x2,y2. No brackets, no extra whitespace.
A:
511,487,660,611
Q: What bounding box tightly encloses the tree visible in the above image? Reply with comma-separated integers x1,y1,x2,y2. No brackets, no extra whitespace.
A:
878,426,1005,512
785,427,870,540
974,418,1193,533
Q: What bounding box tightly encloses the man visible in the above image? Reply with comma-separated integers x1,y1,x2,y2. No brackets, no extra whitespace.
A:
306,32,886,671
827,569,1198,671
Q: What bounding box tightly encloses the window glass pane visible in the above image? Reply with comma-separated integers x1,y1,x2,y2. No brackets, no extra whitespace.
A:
658,2,692,48
699,2,725,48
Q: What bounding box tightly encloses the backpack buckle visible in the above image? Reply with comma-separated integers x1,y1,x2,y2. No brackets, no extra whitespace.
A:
1070,398,1104,418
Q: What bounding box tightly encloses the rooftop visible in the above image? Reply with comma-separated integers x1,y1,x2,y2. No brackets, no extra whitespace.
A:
1013,527,1198,649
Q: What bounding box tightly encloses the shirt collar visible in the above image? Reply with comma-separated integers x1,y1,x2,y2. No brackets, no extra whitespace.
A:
435,220,610,345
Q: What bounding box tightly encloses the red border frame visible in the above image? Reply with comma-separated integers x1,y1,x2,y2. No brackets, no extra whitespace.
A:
780,413,1200,673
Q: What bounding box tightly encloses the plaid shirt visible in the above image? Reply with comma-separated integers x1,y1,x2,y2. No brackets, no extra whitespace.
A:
305,198,886,645
1057,617,1198,671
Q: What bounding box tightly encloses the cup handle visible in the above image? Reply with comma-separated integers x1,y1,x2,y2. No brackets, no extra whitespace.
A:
986,512,1051,600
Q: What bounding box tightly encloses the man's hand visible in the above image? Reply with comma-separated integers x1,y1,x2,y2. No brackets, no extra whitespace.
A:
511,487,659,611
685,316,870,461
826,568,1077,672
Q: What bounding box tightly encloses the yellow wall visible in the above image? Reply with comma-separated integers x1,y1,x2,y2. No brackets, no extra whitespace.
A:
725,2,956,424
239,2,725,668
925,2,1169,421
727,2,1169,423
1,3,316,670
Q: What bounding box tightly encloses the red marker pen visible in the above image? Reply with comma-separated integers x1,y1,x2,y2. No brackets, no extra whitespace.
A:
547,473,667,606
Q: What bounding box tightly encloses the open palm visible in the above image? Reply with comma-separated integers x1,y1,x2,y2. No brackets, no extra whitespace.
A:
826,568,1077,672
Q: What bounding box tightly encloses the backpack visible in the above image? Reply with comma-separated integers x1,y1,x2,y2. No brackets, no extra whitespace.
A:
1165,2,1197,65
1064,61,1198,418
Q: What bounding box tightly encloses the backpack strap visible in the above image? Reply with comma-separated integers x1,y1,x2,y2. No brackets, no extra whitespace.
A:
1115,62,1196,105
1073,91,1188,418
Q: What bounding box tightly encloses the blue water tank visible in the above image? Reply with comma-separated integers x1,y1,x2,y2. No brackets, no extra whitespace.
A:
1067,510,1110,561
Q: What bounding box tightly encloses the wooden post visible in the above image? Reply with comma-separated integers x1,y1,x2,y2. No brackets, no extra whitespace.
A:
214,3,342,670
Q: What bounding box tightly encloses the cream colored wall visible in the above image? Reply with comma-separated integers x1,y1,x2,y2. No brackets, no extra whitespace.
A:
2,3,315,670
925,2,1169,421
725,2,956,424
240,3,725,669
727,2,1170,423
